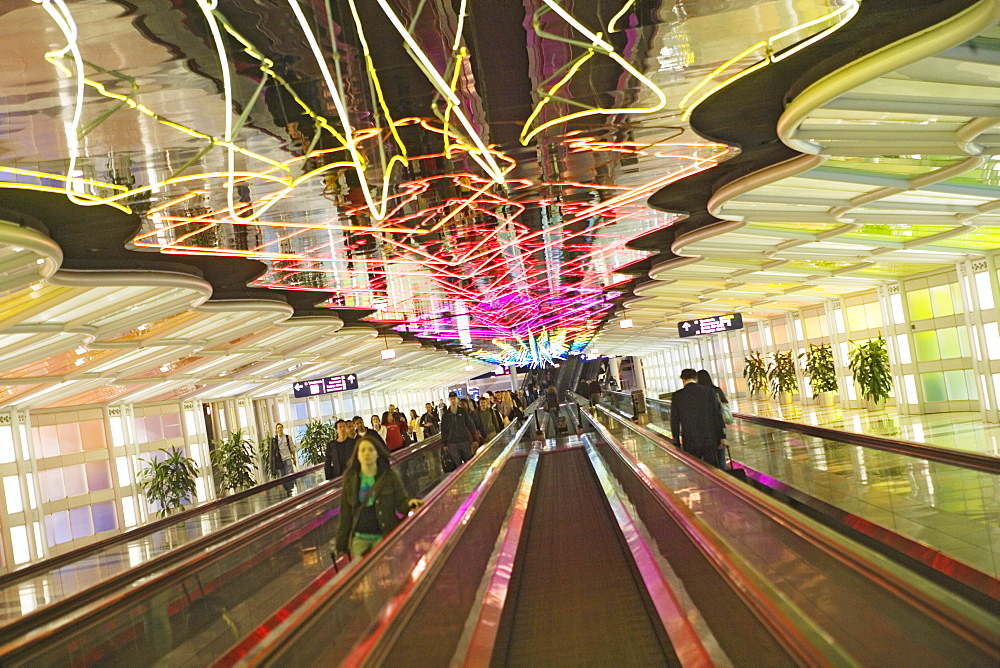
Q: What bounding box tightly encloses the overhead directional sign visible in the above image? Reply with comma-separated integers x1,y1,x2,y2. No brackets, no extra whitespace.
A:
292,374,359,398
677,313,744,338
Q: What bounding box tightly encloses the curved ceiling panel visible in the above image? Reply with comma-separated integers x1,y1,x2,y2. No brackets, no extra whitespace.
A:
598,0,1000,356
0,0,858,373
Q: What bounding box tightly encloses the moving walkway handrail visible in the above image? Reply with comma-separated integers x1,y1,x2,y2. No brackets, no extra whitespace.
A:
0,434,442,653
733,411,1000,474
0,461,323,588
581,404,838,665
220,403,541,667
605,389,1000,474
589,403,1000,657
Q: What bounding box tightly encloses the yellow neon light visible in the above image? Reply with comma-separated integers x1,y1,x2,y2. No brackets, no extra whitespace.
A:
519,0,666,145
680,2,859,121
373,0,506,184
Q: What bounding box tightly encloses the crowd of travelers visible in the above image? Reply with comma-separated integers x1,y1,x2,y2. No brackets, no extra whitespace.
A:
264,363,736,565
269,387,536,561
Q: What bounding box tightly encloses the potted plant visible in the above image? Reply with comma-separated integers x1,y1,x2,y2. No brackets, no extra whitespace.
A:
211,429,257,494
802,343,838,407
743,351,769,400
138,448,198,517
768,350,798,404
298,419,335,467
848,335,893,410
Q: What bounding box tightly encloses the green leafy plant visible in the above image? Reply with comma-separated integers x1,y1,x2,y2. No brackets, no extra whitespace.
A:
211,429,257,494
743,351,769,395
767,350,798,395
849,335,893,404
299,419,335,466
138,448,198,517
802,343,838,394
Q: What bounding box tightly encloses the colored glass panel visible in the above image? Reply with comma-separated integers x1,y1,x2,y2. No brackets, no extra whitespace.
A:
39,469,65,503
920,372,947,402
63,464,88,497
914,331,939,362
47,510,71,546
929,284,956,317
841,224,954,244
937,328,961,359
85,461,112,492
162,414,183,440
855,263,952,279
56,423,82,455
907,289,933,320
69,506,94,540
80,419,107,451
945,369,975,401
92,501,118,533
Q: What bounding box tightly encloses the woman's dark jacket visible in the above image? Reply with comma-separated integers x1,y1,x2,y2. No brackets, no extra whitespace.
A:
335,462,410,554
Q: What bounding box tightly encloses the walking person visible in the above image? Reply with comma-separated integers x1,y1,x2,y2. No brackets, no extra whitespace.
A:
420,402,439,437
268,423,296,493
324,419,356,480
441,392,478,465
670,369,727,468
588,377,602,407
478,395,503,441
408,409,422,442
353,415,386,450
334,436,423,560
697,369,733,425
379,408,406,451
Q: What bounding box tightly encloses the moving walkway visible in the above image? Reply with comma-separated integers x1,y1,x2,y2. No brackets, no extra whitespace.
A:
0,427,463,665
220,403,1000,666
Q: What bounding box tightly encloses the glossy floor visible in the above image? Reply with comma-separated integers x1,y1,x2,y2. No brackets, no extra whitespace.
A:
732,398,1000,458
641,404,1000,579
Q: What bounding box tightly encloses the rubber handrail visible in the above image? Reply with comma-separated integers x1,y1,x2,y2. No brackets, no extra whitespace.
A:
0,461,323,587
593,404,1000,655
736,460,1000,603
607,392,999,473
734,412,1000,474
0,435,442,651
580,406,836,665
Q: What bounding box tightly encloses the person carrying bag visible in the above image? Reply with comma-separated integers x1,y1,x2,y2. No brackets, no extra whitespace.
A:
334,436,423,560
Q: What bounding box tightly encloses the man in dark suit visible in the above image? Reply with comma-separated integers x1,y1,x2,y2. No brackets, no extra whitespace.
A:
670,368,727,468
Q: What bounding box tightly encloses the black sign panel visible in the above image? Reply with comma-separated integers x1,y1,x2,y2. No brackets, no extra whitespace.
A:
292,374,359,398
677,313,744,338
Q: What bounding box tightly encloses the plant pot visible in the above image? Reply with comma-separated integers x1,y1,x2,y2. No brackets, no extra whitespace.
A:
817,391,835,407
865,397,886,412
753,391,768,401
778,391,793,404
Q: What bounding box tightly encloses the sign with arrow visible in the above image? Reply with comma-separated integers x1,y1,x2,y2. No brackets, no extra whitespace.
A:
292,373,360,398
677,313,744,338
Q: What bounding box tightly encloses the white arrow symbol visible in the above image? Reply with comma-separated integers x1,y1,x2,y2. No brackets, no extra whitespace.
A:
682,322,691,331
294,383,303,390
348,374,356,382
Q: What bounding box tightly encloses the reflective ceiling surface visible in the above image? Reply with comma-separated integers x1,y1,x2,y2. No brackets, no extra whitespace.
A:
3,0,998,406
594,2,1000,356
1,1,849,362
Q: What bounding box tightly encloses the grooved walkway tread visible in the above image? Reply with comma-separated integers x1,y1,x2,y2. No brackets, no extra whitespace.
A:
495,447,674,666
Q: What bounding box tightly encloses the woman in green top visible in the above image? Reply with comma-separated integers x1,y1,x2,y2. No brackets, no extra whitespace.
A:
335,435,423,559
